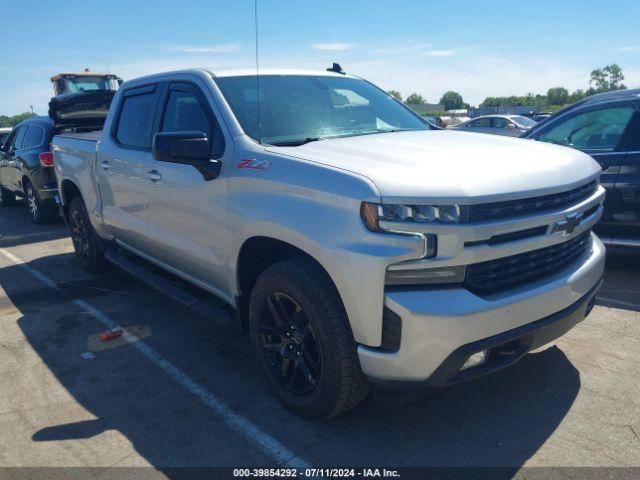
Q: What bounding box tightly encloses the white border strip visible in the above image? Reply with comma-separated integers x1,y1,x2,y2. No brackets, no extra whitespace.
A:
0,248,308,467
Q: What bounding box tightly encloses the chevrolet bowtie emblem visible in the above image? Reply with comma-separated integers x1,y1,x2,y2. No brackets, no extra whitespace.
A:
549,212,584,236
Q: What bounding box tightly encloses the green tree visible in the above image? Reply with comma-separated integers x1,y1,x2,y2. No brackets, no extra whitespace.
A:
0,112,36,128
569,89,586,103
547,87,569,105
590,64,626,92
387,90,403,101
405,93,426,105
439,91,467,110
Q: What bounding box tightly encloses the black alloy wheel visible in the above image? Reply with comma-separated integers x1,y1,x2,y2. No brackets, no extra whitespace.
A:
66,196,109,272
25,183,39,221
259,291,322,395
249,258,369,419
69,207,91,262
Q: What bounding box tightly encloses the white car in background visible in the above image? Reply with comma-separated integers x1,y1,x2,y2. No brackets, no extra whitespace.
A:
0,127,12,147
452,114,537,137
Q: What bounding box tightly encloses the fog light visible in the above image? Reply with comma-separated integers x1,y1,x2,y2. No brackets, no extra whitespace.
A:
461,350,488,370
384,265,465,286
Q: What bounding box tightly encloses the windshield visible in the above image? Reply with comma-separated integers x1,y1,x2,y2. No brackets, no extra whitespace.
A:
214,75,428,145
63,76,118,93
512,115,537,128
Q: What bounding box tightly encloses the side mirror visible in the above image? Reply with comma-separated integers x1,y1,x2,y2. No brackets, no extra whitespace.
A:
506,123,516,130
152,131,211,166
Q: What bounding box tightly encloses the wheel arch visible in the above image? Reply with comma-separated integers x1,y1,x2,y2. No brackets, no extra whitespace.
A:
60,179,82,219
235,236,342,332
21,174,33,193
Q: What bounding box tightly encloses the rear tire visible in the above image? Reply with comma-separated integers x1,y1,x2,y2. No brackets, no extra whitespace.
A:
249,257,369,419
67,196,109,273
24,180,56,224
0,185,16,207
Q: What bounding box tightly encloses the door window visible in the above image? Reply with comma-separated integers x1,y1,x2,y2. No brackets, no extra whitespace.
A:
467,118,491,128
538,106,634,152
493,118,510,128
161,88,224,157
9,127,27,151
115,88,158,149
24,126,45,149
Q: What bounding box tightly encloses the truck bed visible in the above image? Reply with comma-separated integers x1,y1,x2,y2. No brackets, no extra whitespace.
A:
52,131,101,215
55,130,102,142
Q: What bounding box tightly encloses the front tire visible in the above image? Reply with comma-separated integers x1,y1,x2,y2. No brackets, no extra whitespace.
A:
249,258,369,419
67,196,109,273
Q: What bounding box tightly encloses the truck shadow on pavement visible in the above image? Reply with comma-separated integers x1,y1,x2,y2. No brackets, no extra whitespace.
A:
0,202,67,248
0,254,583,477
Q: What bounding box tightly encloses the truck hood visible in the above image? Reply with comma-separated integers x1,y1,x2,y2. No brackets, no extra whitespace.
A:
267,130,601,204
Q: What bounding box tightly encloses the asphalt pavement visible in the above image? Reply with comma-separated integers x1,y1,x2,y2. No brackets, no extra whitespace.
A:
0,201,638,478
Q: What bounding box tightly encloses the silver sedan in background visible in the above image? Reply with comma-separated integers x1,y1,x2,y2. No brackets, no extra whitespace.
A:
451,114,537,137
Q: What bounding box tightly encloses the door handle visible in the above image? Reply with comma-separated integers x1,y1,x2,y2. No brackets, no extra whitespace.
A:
147,170,162,182
100,161,111,171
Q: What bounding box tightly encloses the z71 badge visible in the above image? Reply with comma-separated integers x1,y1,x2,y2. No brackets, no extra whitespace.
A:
237,159,271,171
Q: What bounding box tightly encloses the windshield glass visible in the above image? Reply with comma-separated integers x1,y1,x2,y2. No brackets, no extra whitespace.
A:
512,115,537,128
214,75,428,145
63,76,118,93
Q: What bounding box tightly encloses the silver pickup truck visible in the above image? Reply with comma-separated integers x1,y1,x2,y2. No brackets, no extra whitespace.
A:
53,68,606,418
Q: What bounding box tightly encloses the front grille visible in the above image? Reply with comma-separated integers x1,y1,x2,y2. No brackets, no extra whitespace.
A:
465,231,592,295
467,181,597,222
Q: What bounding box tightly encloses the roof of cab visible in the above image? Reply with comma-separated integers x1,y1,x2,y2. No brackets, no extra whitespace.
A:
16,116,54,128
576,87,640,105
51,72,120,81
209,68,354,78
557,88,640,114
120,68,355,86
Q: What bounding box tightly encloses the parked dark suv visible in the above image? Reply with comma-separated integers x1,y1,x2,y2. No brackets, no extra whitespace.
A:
524,89,640,249
0,116,59,223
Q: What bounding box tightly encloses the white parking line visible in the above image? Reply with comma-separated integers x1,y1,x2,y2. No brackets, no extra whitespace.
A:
0,247,309,467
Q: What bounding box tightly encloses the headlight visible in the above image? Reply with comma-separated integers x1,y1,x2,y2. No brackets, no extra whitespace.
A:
361,202,440,258
361,202,467,231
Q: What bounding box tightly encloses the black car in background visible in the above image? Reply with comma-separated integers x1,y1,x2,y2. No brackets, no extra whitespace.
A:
0,116,58,223
524,89,640,249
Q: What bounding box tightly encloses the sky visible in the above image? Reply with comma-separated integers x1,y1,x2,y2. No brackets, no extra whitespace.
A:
1,0,640,115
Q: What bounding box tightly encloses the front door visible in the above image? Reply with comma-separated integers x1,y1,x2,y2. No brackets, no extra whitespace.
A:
141,82,229,291
2,126,28,192
534,103,637,234
612,109,640,242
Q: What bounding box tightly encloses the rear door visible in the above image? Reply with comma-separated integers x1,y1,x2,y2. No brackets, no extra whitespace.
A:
97,84,160,248
491,117,519,137
533,103,636,227
17,125,47,191
140,81,229,290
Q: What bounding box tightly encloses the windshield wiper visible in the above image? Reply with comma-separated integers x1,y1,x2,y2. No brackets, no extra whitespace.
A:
269,137,322,147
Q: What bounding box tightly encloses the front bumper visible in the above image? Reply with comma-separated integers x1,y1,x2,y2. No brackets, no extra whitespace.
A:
358,233,605,387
